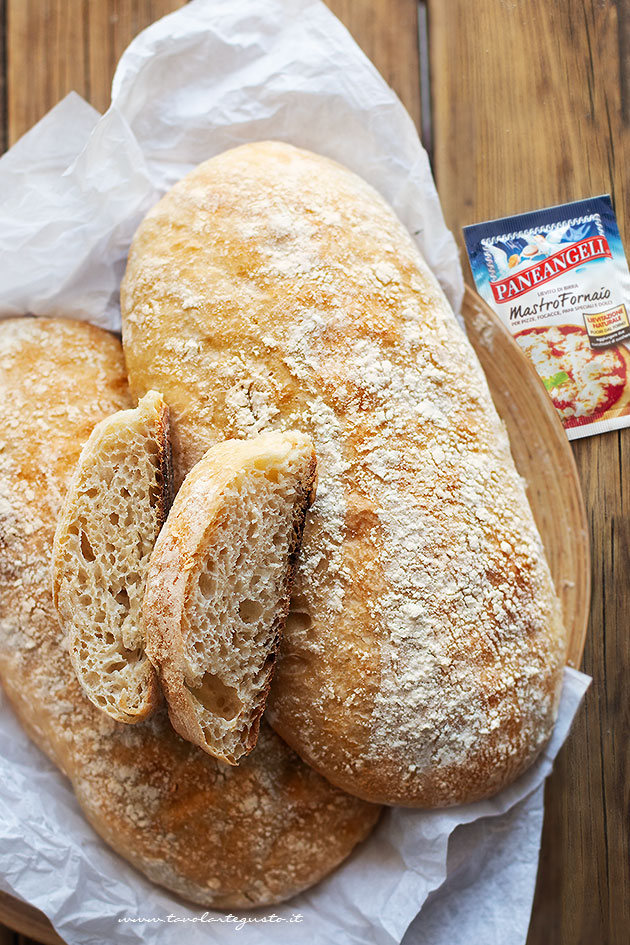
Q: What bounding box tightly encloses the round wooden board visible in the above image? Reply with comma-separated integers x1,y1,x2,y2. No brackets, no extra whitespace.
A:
0,287,590,944
601,343,630,424
0,889,63,945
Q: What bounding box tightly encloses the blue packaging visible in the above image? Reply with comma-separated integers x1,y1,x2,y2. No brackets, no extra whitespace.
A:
464,196,630,439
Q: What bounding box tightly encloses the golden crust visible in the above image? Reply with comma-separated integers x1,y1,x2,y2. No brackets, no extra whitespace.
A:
0,317,380,906
121,141,567,807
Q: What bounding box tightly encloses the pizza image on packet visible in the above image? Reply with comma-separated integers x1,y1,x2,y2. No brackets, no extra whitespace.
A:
464,195,630,439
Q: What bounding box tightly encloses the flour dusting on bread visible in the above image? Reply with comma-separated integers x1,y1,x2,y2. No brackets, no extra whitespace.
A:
0,317,380,907
121,141,567,807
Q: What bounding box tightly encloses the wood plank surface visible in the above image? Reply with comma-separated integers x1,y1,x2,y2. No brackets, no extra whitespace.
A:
5,0,420,144
429,2,630,943
0,2,626,945
0,893,61,945
0,0,6,155
6,0,185,144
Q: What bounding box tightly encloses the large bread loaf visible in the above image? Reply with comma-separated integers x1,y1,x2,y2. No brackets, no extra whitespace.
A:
121,141,567,807
0,317,379,906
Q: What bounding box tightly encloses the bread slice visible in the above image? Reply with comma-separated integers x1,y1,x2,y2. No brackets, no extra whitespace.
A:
52,389,172,724
143,430,317,765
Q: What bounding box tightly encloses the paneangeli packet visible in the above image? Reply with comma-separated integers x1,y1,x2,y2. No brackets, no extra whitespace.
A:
464,195,630,439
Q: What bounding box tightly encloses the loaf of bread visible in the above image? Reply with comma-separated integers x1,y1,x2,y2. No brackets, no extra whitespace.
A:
52,390,172,724
121,141,567,808
144,431,317,764
0,317,380,906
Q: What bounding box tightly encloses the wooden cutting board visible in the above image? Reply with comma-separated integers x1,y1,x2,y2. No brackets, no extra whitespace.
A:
0,285,590,945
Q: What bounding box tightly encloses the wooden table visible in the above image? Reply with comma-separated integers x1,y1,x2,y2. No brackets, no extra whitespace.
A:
0,2,628,944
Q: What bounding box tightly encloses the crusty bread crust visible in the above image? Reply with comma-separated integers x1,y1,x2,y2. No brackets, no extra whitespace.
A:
51,390,172,724
0,317,380,906
144,432,317,765
121,141,567,808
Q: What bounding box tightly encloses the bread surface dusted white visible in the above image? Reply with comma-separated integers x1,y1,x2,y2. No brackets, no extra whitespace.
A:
0,317,380,906
52,390,172,724
122,141,567,808
144,431,317,764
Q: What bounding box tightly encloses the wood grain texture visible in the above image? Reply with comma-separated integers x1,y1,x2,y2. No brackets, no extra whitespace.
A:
6,0,184,144
0,0,5,155
0,0,624,943
0,893,61,945
429,2,630,943
326,0,421,128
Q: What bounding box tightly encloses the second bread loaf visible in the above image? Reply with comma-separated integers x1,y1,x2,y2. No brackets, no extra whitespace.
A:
0,317,380,907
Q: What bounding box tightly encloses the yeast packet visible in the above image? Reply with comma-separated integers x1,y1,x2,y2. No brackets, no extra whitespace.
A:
464,196,630,439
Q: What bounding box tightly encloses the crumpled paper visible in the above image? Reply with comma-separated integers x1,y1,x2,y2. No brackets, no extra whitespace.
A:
0,0,463,328
0,672,588,945
0,1,589,943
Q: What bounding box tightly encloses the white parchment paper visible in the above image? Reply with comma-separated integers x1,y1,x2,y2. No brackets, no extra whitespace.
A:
0,671,588,945
0,1,589,942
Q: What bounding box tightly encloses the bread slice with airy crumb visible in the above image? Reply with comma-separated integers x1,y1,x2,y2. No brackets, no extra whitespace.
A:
143,430,317,765
52,389,173,724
